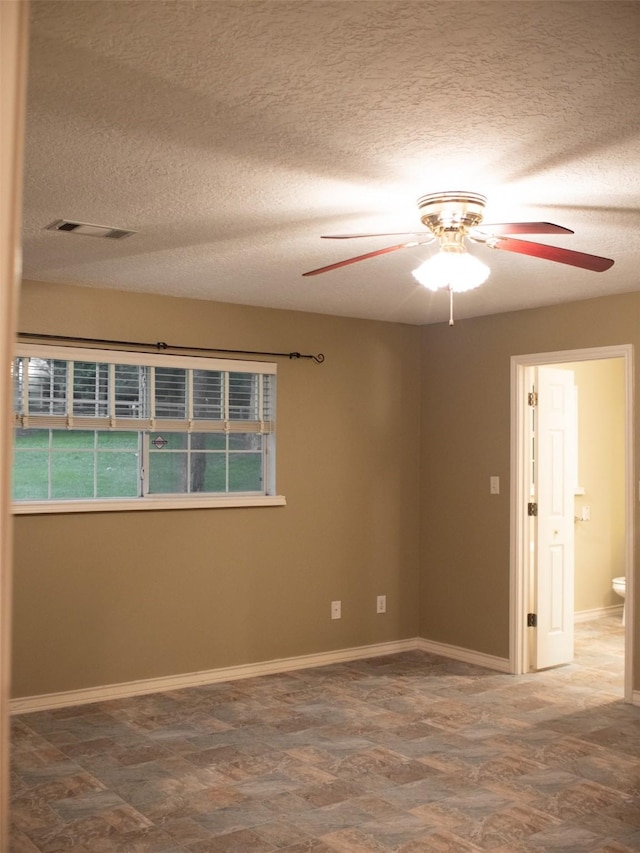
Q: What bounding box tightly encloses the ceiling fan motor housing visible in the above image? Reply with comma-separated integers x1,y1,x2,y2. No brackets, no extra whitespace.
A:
417,191,487,250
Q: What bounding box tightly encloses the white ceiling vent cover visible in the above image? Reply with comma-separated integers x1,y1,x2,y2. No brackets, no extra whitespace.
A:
45,220,136,239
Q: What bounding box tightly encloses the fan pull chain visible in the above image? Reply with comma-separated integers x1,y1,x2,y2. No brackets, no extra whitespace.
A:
449,287,455,326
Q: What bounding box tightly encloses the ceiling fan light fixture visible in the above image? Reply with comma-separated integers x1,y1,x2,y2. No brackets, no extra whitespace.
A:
412,249,490,292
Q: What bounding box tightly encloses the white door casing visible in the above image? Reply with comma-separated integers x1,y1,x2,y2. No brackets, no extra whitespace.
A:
510,345,634,704
0,1,30,842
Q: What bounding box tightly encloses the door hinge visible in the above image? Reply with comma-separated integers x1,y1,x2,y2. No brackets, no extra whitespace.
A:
527,612,537,628
528,391,538,407
528,501,538,516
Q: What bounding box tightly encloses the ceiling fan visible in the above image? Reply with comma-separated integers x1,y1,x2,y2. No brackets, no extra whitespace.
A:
303,191,615,324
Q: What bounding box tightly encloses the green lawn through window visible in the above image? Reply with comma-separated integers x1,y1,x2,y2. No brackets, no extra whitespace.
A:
13,430,263,500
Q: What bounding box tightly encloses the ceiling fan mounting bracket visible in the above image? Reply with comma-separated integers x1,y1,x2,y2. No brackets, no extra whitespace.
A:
417,191,487,239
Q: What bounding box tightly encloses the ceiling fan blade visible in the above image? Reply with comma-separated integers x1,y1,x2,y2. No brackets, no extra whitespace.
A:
489,237,614,272
475,222,574,235
321,232,428,239
303,240,426,276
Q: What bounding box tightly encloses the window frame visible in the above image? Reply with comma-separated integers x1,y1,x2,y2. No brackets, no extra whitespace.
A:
12,344,285,514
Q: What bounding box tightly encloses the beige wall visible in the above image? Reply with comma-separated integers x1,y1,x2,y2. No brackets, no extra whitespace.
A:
11,284,640,698
419,292,638,680
12,281,421,697
565,360,626,614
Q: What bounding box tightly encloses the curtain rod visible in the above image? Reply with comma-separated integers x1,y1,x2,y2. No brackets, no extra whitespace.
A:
17,332,325,364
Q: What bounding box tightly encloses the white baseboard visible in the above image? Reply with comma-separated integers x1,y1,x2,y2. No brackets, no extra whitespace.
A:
416,638,511,673
10,638,419,714
16,632,625,714
574,604,624,623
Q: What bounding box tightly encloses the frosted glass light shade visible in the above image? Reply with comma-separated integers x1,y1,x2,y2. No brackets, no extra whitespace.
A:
412,251,490,292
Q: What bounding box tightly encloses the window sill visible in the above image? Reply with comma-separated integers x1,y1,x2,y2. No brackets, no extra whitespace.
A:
13,495,287,515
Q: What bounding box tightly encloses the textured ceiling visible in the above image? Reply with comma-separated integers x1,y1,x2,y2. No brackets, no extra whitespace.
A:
22,0,640,325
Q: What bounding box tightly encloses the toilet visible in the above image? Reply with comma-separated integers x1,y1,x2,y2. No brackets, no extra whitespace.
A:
612,576,626,626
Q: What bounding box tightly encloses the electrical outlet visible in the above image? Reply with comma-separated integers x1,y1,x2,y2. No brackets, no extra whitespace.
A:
490,476,500,494
376,595,386,614
331,600,341,619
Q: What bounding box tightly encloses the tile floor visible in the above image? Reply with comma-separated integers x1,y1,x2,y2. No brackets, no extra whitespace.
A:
10,615,640,852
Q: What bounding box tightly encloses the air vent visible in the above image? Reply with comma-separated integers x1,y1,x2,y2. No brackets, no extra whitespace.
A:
45,220,135,239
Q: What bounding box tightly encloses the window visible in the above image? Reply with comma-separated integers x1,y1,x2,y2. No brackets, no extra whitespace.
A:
12,345,283,512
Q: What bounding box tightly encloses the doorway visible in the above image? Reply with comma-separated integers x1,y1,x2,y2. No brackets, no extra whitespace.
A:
510,345,634,701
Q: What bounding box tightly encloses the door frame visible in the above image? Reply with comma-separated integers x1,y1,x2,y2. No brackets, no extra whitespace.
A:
510,345,635,702
0,0,30,841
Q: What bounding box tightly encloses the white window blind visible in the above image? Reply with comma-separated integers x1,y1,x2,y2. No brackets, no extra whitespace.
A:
13,345,275,434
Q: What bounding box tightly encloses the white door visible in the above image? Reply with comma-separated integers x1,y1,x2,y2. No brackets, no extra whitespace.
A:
532,366,576,670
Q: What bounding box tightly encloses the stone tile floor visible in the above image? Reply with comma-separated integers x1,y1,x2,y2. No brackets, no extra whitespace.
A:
10,615,639,851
